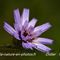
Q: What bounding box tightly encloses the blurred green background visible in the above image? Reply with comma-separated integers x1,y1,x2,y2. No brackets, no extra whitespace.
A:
0,0,60,60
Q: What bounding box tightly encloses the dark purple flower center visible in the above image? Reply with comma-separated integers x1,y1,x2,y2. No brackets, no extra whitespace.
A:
18,31,34,43
23,31,28,37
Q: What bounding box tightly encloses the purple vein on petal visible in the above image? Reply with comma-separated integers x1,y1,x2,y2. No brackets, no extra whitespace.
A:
4,22,20,40
33,43,51,53
32,22,52,37
32,38,53,44
21,8,29,26
14,9,22,30
4,22,16,35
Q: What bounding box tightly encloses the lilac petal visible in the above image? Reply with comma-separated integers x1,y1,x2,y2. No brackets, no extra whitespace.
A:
28,18,37,28
14,9,22,30
32,22,52,37
25,35,32,40
14,24,20,31
27,26,34,33
4,22,16,35
21,8,29,26
33,43,51,53
32,38,53,44
4,22,20,40
13,32,20,40
21,34,27,41
22,42,33,50
23,20,28,29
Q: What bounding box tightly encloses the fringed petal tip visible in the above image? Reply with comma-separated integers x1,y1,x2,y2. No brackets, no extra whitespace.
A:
14,8,19,12
23,8,29,12
45,22,52,27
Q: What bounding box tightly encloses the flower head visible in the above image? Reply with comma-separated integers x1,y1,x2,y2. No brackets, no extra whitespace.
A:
4,8,53,53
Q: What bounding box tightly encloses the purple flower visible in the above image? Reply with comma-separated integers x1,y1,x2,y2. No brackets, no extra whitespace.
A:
4,8,53,53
